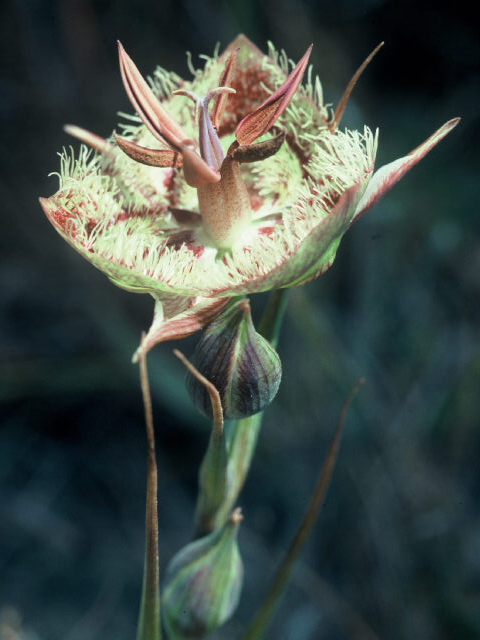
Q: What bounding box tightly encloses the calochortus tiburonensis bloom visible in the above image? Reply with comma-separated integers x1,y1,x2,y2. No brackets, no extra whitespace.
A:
40,35,458,356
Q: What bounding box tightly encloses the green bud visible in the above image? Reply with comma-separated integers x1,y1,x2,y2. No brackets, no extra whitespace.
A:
162,509,244,639
185,299,282,419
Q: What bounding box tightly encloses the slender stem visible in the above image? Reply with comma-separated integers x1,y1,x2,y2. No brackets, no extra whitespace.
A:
216,412,263,527
241,379,365,640
136,346,162,640
215,289,289,527
258,288,289,348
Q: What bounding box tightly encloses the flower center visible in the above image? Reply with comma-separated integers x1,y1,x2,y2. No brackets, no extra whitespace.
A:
173,87,234,171
174,87,254,251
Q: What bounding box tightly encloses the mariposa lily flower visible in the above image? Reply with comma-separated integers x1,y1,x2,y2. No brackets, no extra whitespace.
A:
40,35,458,357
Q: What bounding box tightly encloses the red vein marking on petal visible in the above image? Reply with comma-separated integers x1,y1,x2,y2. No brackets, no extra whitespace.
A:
187,243,205,258
259,226,275,237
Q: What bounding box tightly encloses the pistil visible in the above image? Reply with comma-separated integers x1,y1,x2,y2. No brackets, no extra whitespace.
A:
172,87,235,170
197,150,252,250
174,87,253,250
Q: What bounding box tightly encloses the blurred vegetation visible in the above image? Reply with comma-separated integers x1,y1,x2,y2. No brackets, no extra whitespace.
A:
0,0,479,639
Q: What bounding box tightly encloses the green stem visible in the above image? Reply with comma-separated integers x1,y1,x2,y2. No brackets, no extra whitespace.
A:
214,289,289,528
258,289,289,348
137,350,162,640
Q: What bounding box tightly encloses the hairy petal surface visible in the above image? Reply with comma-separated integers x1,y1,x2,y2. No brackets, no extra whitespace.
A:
211,183,362,295
40,35,459,347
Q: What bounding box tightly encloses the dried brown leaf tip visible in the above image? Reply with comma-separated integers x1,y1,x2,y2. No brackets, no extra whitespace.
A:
330,42,384,132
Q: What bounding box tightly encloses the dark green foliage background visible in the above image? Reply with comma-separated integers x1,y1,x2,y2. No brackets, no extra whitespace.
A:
0,1,478,638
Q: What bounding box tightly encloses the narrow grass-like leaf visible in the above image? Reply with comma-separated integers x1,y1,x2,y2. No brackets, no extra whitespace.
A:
241,378,365,640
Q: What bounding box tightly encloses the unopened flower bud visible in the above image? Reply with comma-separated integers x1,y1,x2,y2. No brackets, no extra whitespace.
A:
162,508,244,639
185,299,282,419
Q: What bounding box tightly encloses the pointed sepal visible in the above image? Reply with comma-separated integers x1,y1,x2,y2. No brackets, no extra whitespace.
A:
64,124,110,154
353,118,460,221
230,129,286,164
132,297,229,363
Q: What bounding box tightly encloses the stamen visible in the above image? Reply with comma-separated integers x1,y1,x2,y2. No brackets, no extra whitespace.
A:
212,49,238,129
235,45,312,146
113,132,183,168
117,45,223,188
64,124,109,154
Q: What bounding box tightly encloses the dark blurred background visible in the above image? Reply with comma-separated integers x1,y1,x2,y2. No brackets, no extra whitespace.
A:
0,1,479,639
